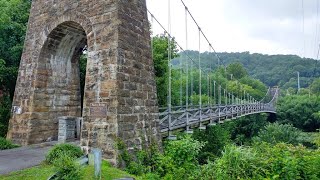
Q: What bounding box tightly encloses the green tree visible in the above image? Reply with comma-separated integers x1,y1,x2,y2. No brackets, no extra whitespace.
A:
253,123,303,145
152,35,179,107
310,78,320,95
0,0,31,137
277,95,320,132
0,0,31,67
192,125,231,164
0,0,31,97
226,62,248,80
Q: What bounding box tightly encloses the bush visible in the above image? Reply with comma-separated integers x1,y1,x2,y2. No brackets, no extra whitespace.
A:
205,143,320,179
151,135,204,179
116,138,162,176
0,137,19,150
52,153,83,180
212,145,262,179
253,123,303,145
229,114,268,145
192,125,231,164
46,143,83,164
164,135,204,168
254,142,320,179
315,130,320,148
0,95,11,137
277,95,320,132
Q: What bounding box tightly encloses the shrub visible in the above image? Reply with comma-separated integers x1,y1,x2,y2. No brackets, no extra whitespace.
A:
277,95,320,132
52,153,83,180
192,125,231,164
0,137,19,150
229,114,268,145
254,142,320,179
151,135,204,179
212,145,262,179
253,123,303,145
0,95,11,137
116,138,161,176
46,143,83,164
164,135,204,167
315,129,320,148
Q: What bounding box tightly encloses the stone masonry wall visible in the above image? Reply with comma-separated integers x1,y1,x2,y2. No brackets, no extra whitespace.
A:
7,0,160,165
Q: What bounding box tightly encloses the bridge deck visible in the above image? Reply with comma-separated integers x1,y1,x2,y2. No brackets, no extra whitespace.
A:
159,103,276,135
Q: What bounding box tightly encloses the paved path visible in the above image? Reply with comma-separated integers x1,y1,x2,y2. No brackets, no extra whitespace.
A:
0,142,58,174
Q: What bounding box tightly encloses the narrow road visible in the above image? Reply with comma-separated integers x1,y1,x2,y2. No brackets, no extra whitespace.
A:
0,142,58,174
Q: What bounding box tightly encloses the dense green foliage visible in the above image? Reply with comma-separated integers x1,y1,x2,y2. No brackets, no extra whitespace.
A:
0,0,31,137
228,114,268,145
154,37,268,107
209,143,320,180
0,96,11,137
176,51,320,89
45,144,84,164
253,123,304,145
152,35,179,106
0,137,18,150
277,95,320,132
193,125,231,164
52,153,83,180
0,0,31,97
117,121,320,179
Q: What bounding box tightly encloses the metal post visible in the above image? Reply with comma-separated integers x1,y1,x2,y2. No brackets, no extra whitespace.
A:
180,55,183,106
207,75,210,105
218,85,221,122
92,148,102,178
297,71,300,92
185,7,190,132
224,89,226,105
198,28,204,129
213,81,216,105
167,0,172,137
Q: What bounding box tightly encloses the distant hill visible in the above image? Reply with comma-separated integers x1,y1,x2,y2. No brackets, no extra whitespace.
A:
174,51,320,89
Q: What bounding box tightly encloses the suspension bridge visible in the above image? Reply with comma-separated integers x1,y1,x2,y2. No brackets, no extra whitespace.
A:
148,0,279,137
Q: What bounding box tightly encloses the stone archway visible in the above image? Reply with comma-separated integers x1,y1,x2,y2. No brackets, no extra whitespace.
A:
7,0,160,164
31,21,86,142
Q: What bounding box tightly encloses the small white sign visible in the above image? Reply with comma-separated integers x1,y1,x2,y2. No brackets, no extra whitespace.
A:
12,106,22,115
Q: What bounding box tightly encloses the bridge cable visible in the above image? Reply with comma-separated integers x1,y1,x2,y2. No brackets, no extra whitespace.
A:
180,0,222,65
167,0,172,137
198,27,203,129
302,0,305,58
314,0,320,57
184,7,190,132
179,0,257,104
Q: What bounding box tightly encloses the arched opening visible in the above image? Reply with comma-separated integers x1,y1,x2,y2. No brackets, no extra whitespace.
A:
31,21,87,142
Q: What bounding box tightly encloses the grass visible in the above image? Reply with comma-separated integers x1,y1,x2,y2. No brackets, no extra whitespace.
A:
0,137,19,150
0,163,55,180
83,161,135,180
0,161,135,180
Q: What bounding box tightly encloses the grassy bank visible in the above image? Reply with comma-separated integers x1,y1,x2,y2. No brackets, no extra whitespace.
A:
0,161,134,180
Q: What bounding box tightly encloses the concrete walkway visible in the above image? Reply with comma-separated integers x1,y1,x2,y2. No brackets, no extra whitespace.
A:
0,141,58,174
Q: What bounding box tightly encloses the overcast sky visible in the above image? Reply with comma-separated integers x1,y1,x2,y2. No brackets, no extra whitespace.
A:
146,0,320,59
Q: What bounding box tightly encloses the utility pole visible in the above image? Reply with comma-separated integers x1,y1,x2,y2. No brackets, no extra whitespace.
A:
297,71,301,92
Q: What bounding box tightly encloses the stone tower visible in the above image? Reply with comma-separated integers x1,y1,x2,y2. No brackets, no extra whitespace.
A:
7,0,160,164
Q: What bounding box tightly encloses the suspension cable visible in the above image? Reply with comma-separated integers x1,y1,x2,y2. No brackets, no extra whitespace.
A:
167,0,172,135
180,0,222,65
